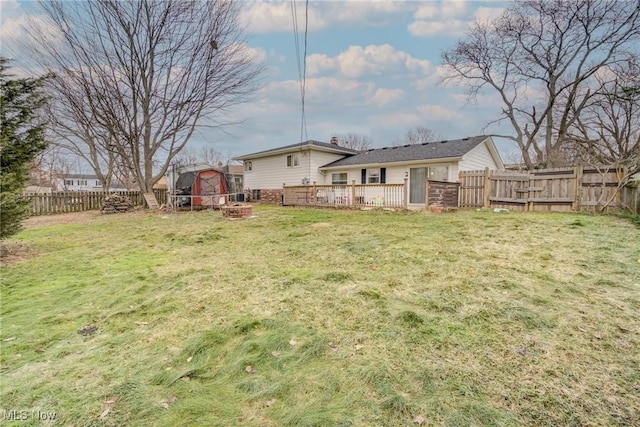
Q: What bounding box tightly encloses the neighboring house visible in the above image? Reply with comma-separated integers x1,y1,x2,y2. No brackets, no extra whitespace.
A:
223,164,244,197
54,173,128,192
55,174,106,191
233,140,359,203
234,135,503,206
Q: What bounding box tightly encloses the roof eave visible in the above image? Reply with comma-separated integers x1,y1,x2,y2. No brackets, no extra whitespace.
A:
320,156,463,170
234,143,356,160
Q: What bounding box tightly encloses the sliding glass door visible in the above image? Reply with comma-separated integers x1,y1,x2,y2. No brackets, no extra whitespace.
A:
409,168,427,204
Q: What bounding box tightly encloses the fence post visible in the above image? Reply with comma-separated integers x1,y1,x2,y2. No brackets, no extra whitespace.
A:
483,167,490,208
351,180,356,207
403,177,408,209
573,164,583,211
424,179,430,208
312,181,316,204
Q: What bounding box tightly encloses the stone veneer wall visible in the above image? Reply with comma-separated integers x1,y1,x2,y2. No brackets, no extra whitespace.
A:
221,205,253,218
257,188,283,205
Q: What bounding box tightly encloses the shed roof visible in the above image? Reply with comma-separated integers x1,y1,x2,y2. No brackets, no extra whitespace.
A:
321,135,492,168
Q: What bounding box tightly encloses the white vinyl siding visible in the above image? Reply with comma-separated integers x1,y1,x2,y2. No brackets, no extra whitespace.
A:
458,139,499,171
242,150,348,190
326,164,454,186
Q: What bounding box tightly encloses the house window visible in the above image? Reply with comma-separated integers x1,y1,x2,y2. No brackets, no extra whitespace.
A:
286,154,300,168
428,166,449,181
65,179,73,186
332,173,347,185
360,168,386,184
251,189,261,200
244,161,252,172
368,169,380,184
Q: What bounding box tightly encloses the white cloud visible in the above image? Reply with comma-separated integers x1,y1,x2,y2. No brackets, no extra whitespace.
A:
326,0,408,26
372,88,405,107
259,77,376,108
417,104,458,121
473,6,505,24
241,1,328,34
240,0,409,34
407,20,469,37
244,45,267,64
368,110,422,129
307,44,431,79
441,0,468,18
408,2,504,38
0,1,65,69
268,49,287,63
414,4,439,20
305,77,376,106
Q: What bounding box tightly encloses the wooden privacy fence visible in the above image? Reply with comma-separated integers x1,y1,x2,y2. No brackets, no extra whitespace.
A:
24,189,168,216
426,180,460,209
459,167,638,213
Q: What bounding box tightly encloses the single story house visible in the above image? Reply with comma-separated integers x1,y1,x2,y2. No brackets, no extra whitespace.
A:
234,135,503,206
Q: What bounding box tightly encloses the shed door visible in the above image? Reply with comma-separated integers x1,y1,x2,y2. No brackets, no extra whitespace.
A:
195,173,222,206
201,174,221,195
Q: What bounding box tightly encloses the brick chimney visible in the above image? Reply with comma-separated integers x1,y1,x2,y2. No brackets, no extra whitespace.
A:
330,136,339,145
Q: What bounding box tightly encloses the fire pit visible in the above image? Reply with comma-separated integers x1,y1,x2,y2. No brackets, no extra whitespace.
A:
221,203,253,219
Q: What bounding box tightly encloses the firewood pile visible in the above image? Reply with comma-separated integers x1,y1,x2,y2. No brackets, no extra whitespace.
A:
101,194,134,214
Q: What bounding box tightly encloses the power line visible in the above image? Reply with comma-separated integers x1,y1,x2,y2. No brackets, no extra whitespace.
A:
290,0,308,143
301,0,308,142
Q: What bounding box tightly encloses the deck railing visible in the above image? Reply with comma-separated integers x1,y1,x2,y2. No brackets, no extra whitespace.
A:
283,181,407,209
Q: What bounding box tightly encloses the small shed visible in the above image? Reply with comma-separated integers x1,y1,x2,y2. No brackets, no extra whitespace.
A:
175,168,230,208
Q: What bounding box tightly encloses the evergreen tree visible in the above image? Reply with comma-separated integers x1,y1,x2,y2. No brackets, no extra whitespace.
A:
1,58,49,239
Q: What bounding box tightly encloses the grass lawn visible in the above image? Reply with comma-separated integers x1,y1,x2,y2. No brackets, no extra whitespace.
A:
1,206,639,426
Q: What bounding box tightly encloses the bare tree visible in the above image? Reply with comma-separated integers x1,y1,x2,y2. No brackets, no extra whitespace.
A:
30,146,79,190
333,133,372,151
27,0,263,193
568,60,640,173
393,127,440,146
566,59,640,211
174,145,230,168
44,73,117,191
441,0,640,169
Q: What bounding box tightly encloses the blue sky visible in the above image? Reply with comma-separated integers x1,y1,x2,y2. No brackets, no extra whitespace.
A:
1,0,518,162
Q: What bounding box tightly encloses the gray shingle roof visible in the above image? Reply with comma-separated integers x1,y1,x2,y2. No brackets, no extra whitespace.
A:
321,135,490,168
234,140,359,160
